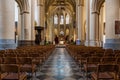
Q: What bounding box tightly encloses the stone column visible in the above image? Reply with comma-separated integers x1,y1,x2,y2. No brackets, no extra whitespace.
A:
76,0,84,45
21,13,31,45
90,11,99,46
36,0,40,26
48,15,51,42
64,14,66,35
18,7,22,40
22,13,31,40
46,15,49,42
85,0,91,46
76,4,78,41
49,16,53,42
58,14,60,34
46,17,49,42
71,21,74,40
52,17,55,44
82,0,86,44
99,6,104,47
0,0,16,49
104,0,120,49
31,0,35,44
37,0,45,45
41,3,45,44
20,0,32,46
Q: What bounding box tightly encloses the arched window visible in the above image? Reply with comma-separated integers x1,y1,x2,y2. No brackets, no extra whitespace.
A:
35,0,38,22
66,14,69,24
54,14,58,24
15,2,18,22
60,15,64,24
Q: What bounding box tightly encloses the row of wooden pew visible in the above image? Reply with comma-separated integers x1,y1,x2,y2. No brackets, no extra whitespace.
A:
67,45,120,80
0,45,55,80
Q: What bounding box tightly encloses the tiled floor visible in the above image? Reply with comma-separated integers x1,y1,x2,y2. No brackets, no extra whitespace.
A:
30,48,90,80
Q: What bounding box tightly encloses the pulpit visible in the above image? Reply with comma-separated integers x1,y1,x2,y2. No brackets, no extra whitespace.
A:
35,26,44,45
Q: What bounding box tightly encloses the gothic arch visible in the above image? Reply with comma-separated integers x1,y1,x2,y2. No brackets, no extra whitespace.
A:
79,0,84,6
15,0,29,13
92,0,105,14
15,0,22,11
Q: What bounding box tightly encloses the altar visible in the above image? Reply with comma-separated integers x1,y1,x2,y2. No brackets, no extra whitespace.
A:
59,40,64,45
59,34,65,45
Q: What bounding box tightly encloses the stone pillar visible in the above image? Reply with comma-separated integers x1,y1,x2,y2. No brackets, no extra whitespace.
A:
76,0,79,44
76,0,84,45
82,0,86,44
52,16,54,43
46,14,48,42
49,16,53,43
36,0,40,26
0,0,16,49
19,0,32,46
104,0,120,49
90,11,99,46
71,21,74,41
73,28,76,42
85,0,91,46
18,7,22,40
41,4,45,44
37,0,45,45
22,13,31,40
99,6,104,47
58,14,60,34
64,14,66,35
31,0,35,44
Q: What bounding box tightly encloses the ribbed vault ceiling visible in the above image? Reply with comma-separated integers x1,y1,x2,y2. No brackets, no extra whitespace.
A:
45,0,76,13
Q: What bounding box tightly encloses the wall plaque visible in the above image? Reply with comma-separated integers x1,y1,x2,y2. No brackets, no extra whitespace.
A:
115,21,120,34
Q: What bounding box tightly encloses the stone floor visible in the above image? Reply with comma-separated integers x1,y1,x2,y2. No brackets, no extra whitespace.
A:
29,48,91,80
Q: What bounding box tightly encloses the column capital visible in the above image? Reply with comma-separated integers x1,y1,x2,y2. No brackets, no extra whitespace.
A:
76,0,84,6
77,4,84,6
20,11,29,15
37,4,43,6
91,11,100,15
37,0,44,6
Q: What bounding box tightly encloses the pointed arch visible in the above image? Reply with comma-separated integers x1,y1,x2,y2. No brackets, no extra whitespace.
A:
15,0,30,13
22,0,29,12
80,0,84,5
15,0,22,11
92,0,105,14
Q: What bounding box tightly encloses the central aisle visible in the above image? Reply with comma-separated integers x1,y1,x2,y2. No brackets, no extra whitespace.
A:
35,48,84,80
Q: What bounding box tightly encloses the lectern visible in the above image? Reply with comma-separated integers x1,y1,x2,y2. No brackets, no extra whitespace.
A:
35,26,44,45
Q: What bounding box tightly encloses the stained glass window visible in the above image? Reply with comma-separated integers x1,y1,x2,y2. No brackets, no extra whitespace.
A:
54,15,58,24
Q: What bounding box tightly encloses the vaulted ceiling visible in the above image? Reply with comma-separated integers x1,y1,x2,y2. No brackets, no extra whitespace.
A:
45,0,76,13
